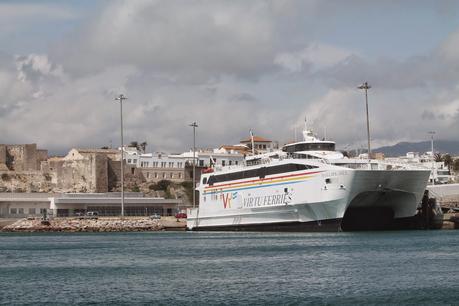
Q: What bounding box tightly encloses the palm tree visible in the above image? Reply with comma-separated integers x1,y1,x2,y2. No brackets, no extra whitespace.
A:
453,158,459,172
442,154,453,170
434,152,442,162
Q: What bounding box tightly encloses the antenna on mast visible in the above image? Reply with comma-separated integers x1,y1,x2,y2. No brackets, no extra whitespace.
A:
250,129,255,155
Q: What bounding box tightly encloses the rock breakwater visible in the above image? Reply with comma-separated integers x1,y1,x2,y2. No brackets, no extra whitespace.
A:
1,217,186,232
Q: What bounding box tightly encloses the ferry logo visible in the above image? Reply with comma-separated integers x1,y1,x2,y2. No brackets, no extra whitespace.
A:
221,193,231,209
221,192,238,209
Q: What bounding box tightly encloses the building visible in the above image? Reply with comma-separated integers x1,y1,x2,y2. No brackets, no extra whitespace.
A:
0,192,186,218
385,152,454,184
240,136,276,153
136,152,186,182
127,148,245,183
123,146,141,166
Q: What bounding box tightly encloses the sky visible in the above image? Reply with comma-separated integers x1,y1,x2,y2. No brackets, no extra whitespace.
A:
2,0,459,155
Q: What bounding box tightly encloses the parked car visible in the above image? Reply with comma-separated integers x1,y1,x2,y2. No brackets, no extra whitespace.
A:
149,214,161,220
175,212,187,219
85,211,99,219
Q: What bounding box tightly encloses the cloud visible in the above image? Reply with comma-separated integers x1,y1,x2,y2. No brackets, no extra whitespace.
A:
16,54,64,82
3,0,459,155
51,0,283,80
274,43,353,73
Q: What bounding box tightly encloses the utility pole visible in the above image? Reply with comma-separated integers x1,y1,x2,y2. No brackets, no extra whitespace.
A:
115,94,127,217
358,82,372,160
190,122,198,208
428,131,436,185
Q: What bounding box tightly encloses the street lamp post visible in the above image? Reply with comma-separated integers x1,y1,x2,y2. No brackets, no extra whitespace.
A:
358,82,372,160
428,131,436,185
189,122,198,208
115,94,127,217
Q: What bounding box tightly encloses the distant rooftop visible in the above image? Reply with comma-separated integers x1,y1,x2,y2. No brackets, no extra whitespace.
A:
76,149,120,154
240,136,272,143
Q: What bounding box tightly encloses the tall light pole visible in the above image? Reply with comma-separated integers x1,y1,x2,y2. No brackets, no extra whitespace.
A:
428,131,436,185
189,122,198,208
115,94,127,217
358,82,372,160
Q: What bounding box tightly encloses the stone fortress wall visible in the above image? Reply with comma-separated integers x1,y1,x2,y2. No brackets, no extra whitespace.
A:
0,144,47,171
0,144,148,194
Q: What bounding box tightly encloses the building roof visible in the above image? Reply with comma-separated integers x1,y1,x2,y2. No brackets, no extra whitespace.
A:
240,136,272,143
219,145,250,153
76,149,120,154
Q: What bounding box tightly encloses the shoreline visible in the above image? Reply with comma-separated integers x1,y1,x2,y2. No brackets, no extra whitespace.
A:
1,217,186,233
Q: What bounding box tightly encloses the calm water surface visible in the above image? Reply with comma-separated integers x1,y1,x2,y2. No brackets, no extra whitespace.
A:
0,230,458,305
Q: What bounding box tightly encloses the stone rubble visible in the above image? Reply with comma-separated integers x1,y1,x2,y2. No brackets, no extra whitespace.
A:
1,217,186,232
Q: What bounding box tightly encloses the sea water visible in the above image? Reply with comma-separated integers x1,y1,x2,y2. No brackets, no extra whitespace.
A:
0,231,458,305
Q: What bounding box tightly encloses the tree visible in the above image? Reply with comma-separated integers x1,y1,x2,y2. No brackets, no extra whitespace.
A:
453,158,459,172
442,154,453,170
434,153,442,162
140,141,147,153
128,141,147,153
129,141,139,149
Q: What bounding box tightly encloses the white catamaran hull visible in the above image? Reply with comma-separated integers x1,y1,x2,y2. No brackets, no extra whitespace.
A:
187,162,430,231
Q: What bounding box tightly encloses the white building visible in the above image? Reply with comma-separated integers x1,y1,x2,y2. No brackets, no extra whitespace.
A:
122,146,141,166
385,152,453,184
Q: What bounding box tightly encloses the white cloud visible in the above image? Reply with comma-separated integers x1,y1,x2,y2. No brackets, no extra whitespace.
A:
16,54,64,82
2,0,459,154
274,43,354,73
51,0,281,80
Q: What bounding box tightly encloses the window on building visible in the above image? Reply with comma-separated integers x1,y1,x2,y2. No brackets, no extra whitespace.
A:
133,159,137,163
170,173,173,178
178,173,182,179
229,160,232,166
169,162,174,168
199,160,204,167
222,160,226,166
162,173,166,178
29,208,36,215
128,159,132,163
40,208,46,214
161,162,166,168
18,208,24,214
10,208,17,214
235,161,238,165
154,173,158,178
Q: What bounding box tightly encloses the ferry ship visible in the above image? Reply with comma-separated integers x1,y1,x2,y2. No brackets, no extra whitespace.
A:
187,126,431,231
